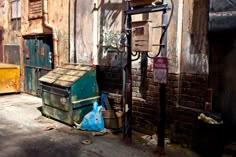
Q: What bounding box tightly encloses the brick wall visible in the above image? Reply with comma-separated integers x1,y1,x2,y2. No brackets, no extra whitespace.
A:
169,73,209,147
98,64,209,146
97,65,123,110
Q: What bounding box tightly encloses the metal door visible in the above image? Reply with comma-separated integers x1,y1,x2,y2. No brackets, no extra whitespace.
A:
24,36,53,96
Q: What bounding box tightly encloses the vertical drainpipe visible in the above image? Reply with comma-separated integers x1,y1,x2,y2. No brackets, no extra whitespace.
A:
93,0,98,65
74,0,77,63
176,0,183,107
43,0,59,68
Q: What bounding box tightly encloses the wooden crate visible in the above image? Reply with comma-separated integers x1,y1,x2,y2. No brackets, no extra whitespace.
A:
130,0,162,7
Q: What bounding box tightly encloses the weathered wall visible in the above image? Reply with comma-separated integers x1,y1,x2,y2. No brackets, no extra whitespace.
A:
69,0,125,65
181,0,209,74
21,0,43,35
0,0,69,64
97,0,125,66
74,0,94,64
0,1,21,45
99,1,210,147
48,0,69,64
0,0,69,90
21,0,69,64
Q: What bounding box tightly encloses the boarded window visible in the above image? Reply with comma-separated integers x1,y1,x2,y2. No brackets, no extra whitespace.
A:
11,0,21,30
29,0,42,19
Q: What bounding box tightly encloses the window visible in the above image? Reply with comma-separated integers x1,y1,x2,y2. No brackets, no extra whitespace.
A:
11,0,21,30
29,0,42,19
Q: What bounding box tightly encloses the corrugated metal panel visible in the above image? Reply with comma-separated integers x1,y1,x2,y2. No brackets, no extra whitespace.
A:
29,0,42,19
4,45,20,65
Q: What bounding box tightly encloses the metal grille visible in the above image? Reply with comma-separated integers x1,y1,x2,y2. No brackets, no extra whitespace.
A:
29,0,42,19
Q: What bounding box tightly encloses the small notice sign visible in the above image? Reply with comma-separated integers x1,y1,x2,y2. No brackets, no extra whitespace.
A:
153,57,168,84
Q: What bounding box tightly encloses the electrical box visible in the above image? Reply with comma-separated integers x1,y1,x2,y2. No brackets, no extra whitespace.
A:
130,0,162,7
132,21,152,52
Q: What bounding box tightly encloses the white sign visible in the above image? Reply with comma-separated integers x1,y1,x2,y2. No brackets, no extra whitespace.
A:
153,57,168,84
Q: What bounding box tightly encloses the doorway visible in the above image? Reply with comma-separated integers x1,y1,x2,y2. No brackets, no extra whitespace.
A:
23,35,53,96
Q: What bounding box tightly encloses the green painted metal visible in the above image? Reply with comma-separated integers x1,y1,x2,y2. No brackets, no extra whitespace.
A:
71,70,99,102
40,64,99,125
24,36,53,96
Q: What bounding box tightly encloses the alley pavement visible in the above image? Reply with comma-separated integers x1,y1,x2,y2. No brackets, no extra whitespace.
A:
0,93,201,157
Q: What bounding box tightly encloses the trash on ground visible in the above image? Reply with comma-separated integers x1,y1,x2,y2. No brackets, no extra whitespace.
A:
74,101,105,131
44,124,57,131
81,139,92,145
92,129,107,136
198,113,223,124
142,134,171,146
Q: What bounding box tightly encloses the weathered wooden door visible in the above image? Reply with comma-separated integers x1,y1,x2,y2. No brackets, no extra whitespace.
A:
24,36,53,96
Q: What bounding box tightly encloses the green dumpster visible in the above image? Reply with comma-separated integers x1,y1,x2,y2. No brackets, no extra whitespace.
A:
39,64,99,125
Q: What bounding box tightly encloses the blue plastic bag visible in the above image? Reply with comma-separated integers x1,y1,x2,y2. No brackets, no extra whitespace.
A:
75,102,104,131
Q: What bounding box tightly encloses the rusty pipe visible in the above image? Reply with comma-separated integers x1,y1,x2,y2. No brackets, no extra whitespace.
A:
43,0,59,68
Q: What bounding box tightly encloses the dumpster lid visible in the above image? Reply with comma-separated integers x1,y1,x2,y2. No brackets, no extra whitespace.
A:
39,64,92,87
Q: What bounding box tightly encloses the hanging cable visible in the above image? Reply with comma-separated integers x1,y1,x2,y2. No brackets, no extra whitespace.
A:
131,51,141,61
147,0,174,59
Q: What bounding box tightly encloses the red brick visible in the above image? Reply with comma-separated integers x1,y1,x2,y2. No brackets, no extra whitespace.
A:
168,73,179,81
147,72,153,78
196,74,208,82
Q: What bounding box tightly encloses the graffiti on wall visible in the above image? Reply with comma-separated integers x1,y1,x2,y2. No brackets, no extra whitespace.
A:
99,31,127,66
101,31,127,53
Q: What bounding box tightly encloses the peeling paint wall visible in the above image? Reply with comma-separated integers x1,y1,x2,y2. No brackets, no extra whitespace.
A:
47,0,69,64
19,0,69,65
0,1,21,45
0,0,69,91
181,0,209,74
97,0,125,66
69,0,125,66
75,0,94,64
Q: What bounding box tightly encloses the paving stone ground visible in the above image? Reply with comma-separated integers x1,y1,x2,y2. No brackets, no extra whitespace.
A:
0,93,202,157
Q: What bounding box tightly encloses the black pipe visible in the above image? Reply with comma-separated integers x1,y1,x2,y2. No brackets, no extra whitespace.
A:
157,1,168,151
123,1,132,143
125,4,168,15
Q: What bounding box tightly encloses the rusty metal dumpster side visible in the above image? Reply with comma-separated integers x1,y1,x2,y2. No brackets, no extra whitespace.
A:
0,64,20,94
39,64,100,125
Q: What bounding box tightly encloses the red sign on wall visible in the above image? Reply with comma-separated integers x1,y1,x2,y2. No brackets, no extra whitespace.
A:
153,57,168,84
